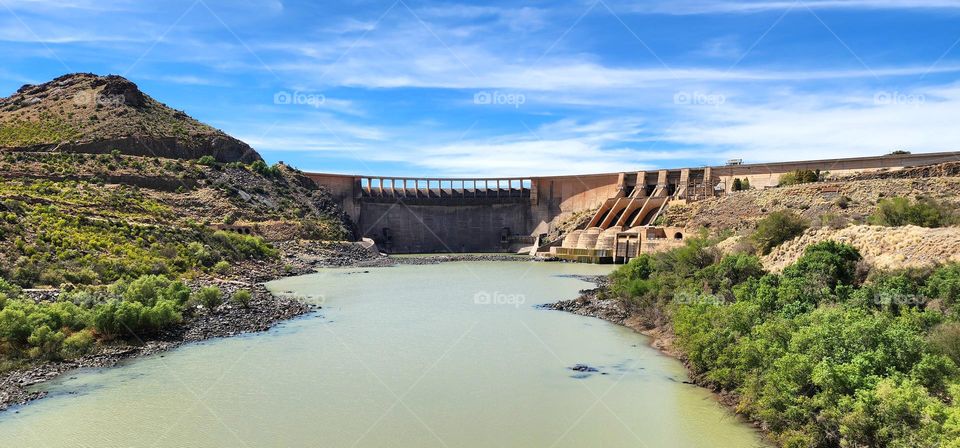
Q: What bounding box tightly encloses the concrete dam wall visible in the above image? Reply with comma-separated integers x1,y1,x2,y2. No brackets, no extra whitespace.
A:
358,202,530,253
304,151,959,254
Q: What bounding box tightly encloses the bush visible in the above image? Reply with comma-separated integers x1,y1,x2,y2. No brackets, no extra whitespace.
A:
212,260,231,275
231,289,252,308
27,325,65,360
929,323,960,366
197,155,216,166
114,275,190,306
193,286,222,309
731,178,751,192
750,211,808,255
868,197,956,228
92,298,182,338
212,231,278,259
925,264,960,307
60,329,96,359
779,169,820,186
249,160,280,177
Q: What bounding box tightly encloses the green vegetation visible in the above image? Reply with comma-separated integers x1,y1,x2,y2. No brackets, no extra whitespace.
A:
197,155,216,166
192,286,222,309
0,274,193,369
0,179,278,288
868,196,957,228
779,169,821,186
249,160,281,177
0,115,81,147
231,289,252,308
731,178,751,191
609,238,960,447
750,210,808,255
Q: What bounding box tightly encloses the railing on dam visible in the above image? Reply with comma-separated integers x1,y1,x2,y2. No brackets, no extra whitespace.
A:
358,177,532,201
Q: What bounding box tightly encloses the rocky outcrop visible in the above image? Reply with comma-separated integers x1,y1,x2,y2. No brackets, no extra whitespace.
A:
0,73,260,163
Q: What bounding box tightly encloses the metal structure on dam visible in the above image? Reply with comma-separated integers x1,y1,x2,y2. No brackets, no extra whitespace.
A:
303,151,960,258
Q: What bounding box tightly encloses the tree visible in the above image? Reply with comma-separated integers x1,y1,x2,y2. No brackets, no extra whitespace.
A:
868,197,955,228
751,211,809,255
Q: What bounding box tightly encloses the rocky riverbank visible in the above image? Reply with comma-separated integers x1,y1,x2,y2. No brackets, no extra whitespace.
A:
544,276,683,363
544,276,761,438
0,241,383,412
1,244,556,412
0,282,311,412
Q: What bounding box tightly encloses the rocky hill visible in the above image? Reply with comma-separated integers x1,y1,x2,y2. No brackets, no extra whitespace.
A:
0,73,259,162
0,74,359,289
665,164,960,232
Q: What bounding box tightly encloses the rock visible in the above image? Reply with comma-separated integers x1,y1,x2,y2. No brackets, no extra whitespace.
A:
570,364,599,372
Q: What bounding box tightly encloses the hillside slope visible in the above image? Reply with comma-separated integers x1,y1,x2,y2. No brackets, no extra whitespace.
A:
0,74,355,288
0,73,259,162
665,163,960,232
758,224,960,272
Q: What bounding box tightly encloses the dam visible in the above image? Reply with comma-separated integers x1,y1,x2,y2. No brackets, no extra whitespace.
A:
304,151,959,259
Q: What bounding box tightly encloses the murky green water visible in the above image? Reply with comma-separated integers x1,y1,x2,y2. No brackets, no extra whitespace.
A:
0,262,765,447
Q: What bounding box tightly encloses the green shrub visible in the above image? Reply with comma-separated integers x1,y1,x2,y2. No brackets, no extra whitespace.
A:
925,264,960,307
249,160,280,177
231,289,252,308
114,275,190,306
868,197,956,228
929,323,960,366
92,298,182,338
193,286,222,309
197,155,216,166
212,260,231,275
731,178,751,192
27,325,65,360
60,329,96,359
779,169,820,186
750,210,808,255
212,231,278,259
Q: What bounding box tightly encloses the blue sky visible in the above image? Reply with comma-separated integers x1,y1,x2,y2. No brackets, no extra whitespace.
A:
2,0,960,176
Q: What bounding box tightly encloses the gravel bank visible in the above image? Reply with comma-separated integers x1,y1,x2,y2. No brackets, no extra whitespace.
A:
0,283,310,412
0,241,382,412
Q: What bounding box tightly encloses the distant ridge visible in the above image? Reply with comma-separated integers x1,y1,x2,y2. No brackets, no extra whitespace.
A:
0,73,261,163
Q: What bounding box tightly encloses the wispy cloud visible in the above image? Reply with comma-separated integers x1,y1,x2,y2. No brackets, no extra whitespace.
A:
2,0,958,176
662,83,960,160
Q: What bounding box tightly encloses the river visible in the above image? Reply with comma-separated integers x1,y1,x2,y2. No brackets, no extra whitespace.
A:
0,261,765,447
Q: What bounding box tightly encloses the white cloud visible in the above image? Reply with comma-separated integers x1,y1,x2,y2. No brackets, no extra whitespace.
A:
661,84,960,162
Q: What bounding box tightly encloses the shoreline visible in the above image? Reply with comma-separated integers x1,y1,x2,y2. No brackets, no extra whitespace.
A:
543,278,770,443
0,245,552,413
0,240,381,413
0,284,312,413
